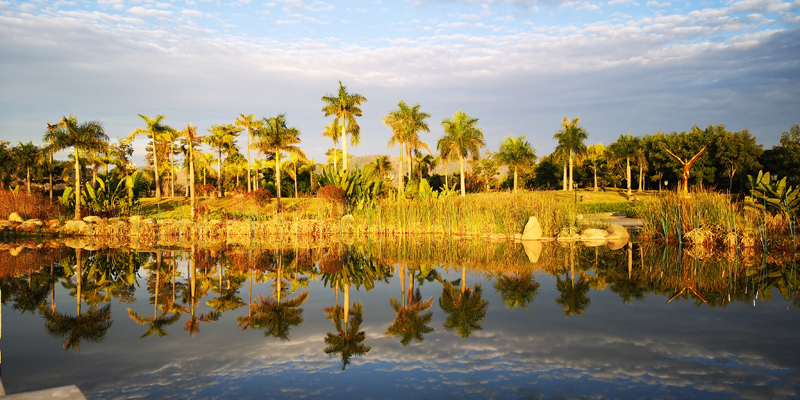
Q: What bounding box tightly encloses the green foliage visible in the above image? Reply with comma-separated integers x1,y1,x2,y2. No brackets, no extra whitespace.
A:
318,167,386,211
60,172,146,217
746,171,800,219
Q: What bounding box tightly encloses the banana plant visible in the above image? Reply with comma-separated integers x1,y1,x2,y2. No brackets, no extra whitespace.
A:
319,166,386,211
81,171,145,216
746,170,800,220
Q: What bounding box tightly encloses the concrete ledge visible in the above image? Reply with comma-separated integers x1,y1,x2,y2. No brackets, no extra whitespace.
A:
0,385,86,400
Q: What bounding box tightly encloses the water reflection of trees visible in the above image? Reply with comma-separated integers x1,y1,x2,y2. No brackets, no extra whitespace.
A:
1,237,799,353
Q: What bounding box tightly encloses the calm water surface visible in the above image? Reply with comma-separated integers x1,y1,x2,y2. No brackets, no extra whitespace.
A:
1,238,799,399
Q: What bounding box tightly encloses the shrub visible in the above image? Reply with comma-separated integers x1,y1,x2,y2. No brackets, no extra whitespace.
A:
246,188,273,205
195,184,216,197
0,189,63,220
317,185,345,205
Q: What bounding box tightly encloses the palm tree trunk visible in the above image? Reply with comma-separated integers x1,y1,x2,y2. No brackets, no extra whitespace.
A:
341,119,348,171
74,148,81,220
26,167,31,194
49,171,53,201
461,266,466,293
333,139,338,173
343,284,350,327
247,129,252,193
626,157,632,196
310,166,314,194
593,166,598,192
459,155,466,197
562,158,568,191
275,151,282,209
170,144,175,198
569,152,574,191
398,144,404,197
76,248,82,315
294,164,298,198
513,166,518,193
444,159,449,188
153,137,161,202
217,148,223,197
729,168,735,193
400,264,406,307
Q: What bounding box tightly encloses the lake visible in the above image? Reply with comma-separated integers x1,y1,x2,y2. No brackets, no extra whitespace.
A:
1,237,798,399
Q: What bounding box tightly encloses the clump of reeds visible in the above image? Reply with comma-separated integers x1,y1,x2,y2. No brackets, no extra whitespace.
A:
351,192,577,237
633,189,797,250
0,190,63,221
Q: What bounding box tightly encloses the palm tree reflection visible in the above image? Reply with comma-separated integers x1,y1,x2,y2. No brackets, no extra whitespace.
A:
439,266,488,339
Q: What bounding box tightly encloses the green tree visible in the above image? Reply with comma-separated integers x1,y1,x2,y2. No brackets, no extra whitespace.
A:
585,143,605,192
438,111,485,197
252,114,305,209
12,141,41,194
321,81,367,171
205,124,242,197
324,302,370,370
235,113,261,192
386,287,434,346
553,116,588,192
493,273,540,309
496,136,536,192
385,101,431,194
47,115,108,219
607,132,641,196
439,278,488,339
130,114,173,201
716,128,763,193
367,155,394,182
179,123,203,216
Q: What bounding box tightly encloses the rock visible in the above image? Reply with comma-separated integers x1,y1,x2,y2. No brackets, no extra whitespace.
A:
487,233,507,241
24,219,43,226
606,223,630,239
580,228,609,239
582,239,607,247
63,220,90,235
8,212,23,223
607,237,629,250
83,216,102,223
15,222,38,233
521,217,542,240
522,241,542,263
47,219,60,227
581,194,593,203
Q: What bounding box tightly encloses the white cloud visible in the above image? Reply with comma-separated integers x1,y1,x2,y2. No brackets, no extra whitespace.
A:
647,0,671,7
181,9,206,17
127,6,173,18
97,0,125,10
562,1,601,11
19,3,36,12
609,0,636,4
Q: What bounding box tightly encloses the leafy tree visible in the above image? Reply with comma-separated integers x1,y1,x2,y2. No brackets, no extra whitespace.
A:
130,114,173,201
496,136,536,192
47,115,108,219
760,124,800,184
439,279,488,339
493,273,540,309
585,143,605,192
716,128,763,193
553,117,588,191
322,122,342,172
532,153,562,189
321,81,367,171
607,132,641,196
205,124,242,197
12,141,40,194
438,110,485,197
367,155,394,183
252,114,305,209
235,113,261,192
555,275,591,317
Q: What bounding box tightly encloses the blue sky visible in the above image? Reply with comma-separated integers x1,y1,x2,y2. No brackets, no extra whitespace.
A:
1,0,798,166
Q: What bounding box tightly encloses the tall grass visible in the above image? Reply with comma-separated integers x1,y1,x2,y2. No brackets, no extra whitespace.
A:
353,192,578,237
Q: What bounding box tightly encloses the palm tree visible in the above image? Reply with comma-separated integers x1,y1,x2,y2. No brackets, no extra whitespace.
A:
252,114,305,209
493,273,540,309
47,114,107,219
496,136,536,193
324,302,370,370
607,133,641,196
322,122,341,172
12,141,40,195
413,152,437,181
130,114,173,201
439,278,488,339
585,143,606,192
298,158,320,194
321,81,367,171
284,152,308,198
556,275,591,317
205,124,242,197
163,128,181,198
235,113,261,192
385,101,431,194
438,111,485,197
249,250,308,341
553,116,588,192
179,123,203,216
44,121,58,200
198,153,217,188
368,155,394,182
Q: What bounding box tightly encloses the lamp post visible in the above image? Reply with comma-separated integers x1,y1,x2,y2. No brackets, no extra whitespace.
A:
664,180,668,192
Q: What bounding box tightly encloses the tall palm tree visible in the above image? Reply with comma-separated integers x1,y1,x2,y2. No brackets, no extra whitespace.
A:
586,143,606,192
493,273,540,309
438,111,485,197
496,136,537,193
235,113,261,192
298,158,319,194
44,121,58,200
12,141,40,195
413,152,437,181
130,114,173,201
321,81,367,171
386,264,434,346
385,101,431,194
284,152,308,198
252,114,305,209
322,122,341,172
179,123,203,216
163,128,182,198
607,133,641,196
553,116,588,192
368,155,394,182
47,114,107,219
204,124,242,197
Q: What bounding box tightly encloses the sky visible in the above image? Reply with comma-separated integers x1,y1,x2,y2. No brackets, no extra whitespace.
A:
1,0,799,166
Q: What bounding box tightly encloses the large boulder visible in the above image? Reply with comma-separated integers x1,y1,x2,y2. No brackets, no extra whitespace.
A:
580,228,609,239
606,223,630,239
8,212,23,223
521,217,542,240
83,216,103,224
24,219,43,226
63,220,90,235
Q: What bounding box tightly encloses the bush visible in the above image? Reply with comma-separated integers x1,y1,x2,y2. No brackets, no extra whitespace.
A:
196,184,216,197
317,185,345,205
246,188,273,205
0,189,63,220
